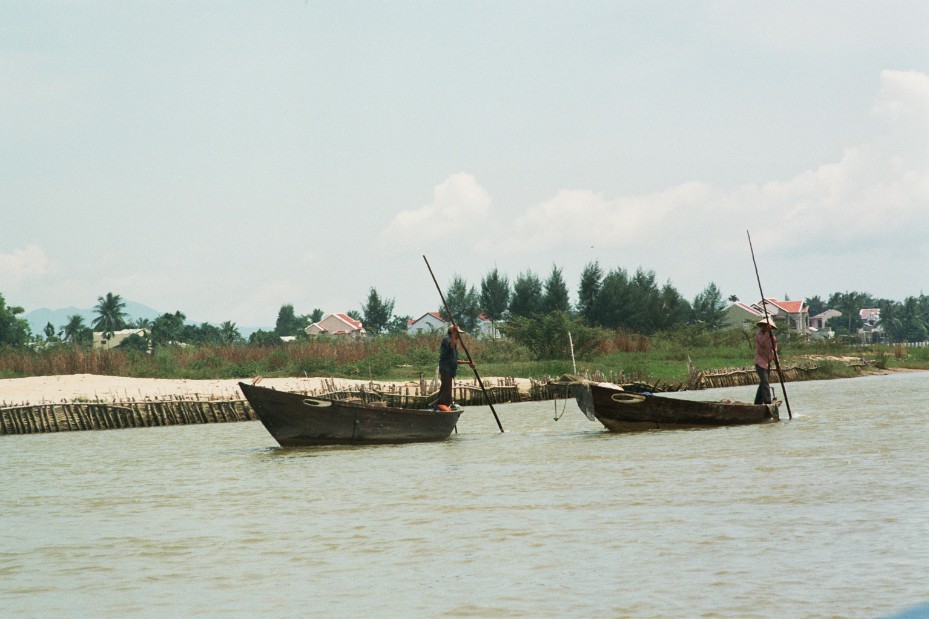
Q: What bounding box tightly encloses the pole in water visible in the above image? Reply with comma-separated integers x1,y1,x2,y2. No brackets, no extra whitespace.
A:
568,331,577,374
423,255,504,432
747,230,793,420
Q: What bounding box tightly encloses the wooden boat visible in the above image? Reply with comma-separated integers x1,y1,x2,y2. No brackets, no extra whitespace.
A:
238,382,463,447
570,380,779,432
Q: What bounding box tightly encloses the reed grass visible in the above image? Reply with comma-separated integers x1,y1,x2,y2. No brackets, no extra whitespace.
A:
1,331,926,384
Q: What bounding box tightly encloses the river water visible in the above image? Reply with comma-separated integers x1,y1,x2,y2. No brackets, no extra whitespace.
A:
2,371,927,618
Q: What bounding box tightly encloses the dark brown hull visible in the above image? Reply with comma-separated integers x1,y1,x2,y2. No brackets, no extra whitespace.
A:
239,382,462,446
571,381,779,432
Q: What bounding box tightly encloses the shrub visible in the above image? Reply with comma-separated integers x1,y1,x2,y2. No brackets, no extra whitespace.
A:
501,312,608,360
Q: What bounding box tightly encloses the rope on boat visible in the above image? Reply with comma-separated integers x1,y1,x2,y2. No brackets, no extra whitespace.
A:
553,397,569,421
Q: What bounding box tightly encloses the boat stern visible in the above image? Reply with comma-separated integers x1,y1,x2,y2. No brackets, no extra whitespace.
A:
768,401,782,422
568,381,598,421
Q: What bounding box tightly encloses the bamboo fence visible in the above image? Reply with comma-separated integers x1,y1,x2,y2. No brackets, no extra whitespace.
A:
0,362,852,436
688,363,824,389
0,377,527,436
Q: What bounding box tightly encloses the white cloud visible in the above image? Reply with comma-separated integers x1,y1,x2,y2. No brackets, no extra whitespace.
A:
761,70,929,251
379,172,492,247
0,245,51,290
873,69,929,128
475,70,928,265
403,69,928,304
480,182,715,256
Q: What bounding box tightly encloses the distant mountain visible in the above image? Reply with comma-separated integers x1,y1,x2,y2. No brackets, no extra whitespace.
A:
24,300,162,335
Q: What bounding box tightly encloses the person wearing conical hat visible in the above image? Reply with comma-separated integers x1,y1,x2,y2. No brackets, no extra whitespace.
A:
754,317,778,404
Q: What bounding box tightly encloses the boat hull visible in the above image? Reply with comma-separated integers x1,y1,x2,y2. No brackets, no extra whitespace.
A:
571,381,779,432
239,382,462,446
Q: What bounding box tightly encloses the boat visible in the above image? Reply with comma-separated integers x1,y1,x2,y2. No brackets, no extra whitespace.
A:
569,380,779,432
238,381,463,447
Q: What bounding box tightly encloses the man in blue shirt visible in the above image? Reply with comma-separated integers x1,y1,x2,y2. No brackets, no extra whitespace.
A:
438,324,474,407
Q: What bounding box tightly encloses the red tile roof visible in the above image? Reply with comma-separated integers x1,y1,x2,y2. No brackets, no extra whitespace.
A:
408,312,447,326
763,299,806,314
333,313,363,330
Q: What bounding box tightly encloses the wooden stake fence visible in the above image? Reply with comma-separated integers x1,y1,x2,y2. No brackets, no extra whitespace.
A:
0,377,527,436
690,364,819,390
0,363,838,437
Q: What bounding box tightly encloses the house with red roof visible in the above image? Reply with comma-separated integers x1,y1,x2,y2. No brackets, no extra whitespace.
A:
755,298,809,334
476,314,502,339
859,308,880,325
407,311,448,335
305,313,366,338
858,308,882,340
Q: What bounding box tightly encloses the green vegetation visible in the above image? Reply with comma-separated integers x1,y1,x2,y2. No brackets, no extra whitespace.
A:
1,328,926,384
91,292,129,338
3,262,929,386
0,294,31,348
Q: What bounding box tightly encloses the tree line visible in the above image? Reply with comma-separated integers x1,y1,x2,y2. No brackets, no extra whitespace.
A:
806,291,929,343
2,261,928,350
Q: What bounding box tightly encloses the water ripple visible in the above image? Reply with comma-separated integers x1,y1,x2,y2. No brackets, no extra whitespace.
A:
1,372,927,617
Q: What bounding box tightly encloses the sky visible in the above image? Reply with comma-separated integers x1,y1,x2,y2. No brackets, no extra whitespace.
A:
2,1,928,329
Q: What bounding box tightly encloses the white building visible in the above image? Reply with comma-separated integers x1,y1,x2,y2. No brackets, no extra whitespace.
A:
407,312,448,335
93,328,149,350
407,312,503,339
808,309,842,339
305,313,366,338
723,302,764,330
475,314,503,339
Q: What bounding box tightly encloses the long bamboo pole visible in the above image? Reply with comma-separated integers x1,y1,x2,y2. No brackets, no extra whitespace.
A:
747,231,793,419
423,255,504,432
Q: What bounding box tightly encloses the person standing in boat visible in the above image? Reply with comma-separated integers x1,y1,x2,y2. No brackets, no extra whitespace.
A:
754,318,778,405
438,324,474,408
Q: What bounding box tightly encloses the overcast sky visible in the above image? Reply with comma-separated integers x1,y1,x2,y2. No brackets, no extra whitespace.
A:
2,1,928,328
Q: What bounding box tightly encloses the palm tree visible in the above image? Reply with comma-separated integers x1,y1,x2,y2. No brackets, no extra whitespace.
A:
898,297,929,342
876,300,901,342
92,292,129,339
62,314,90,346
827,291,866,335
219,321,242,345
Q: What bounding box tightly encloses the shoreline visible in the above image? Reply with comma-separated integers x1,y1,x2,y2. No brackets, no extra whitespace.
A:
0,374,534,406
0,367,921,407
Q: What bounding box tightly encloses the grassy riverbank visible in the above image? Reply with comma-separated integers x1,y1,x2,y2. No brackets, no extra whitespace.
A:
2,330,927,386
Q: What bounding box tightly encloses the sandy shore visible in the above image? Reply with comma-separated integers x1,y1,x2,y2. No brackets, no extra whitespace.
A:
1,368,921,406
0,374,398,405
0,374,533,405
